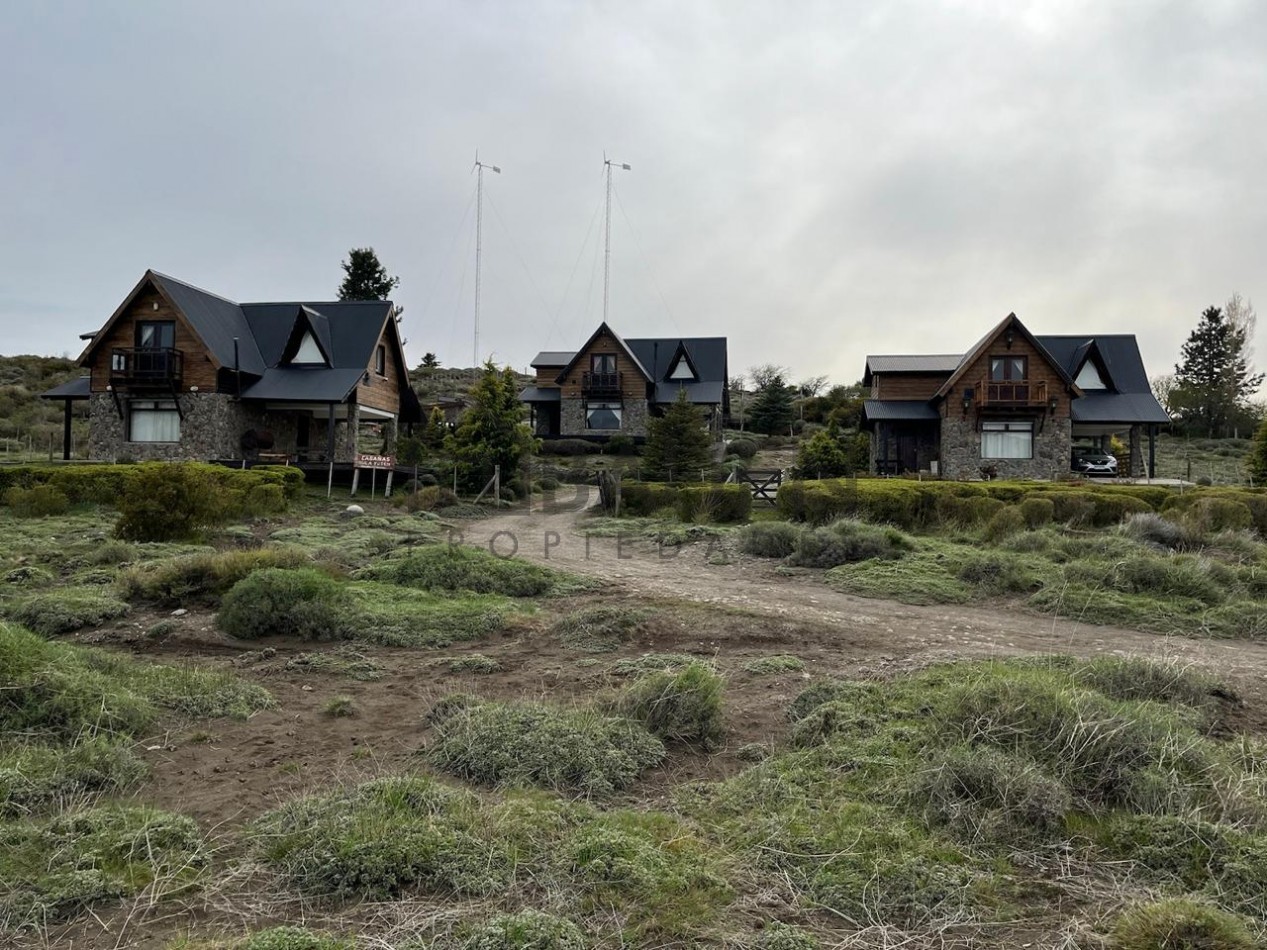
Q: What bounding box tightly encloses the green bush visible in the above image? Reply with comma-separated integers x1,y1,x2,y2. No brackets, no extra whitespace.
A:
540,438,602,456
609,662,725,748
756,923,819,950
0,737,146,816
743,655,805,675
356,544,560,596
0,805,206,926
917,745,1070,841
1108,898,1256,950
674,484,752,524
429,699,665,795
3,484,70,517
113,463,230,542
619,482,680,516
119,546,312,607
1121,511,1199,550
9,589,131,635
1018,496,1054,528
249,464,307,500
981,505,1025,541
217,568,349,640
956,553,1041,595
738,521,801,558
1043,490,1099,526
460,910,587,950
243,927,352,950
794,430,855,478
788,519,913,568
552,605,652,652
727,437,758,460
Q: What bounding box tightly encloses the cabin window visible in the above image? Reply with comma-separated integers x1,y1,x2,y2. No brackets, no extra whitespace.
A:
591,354,617,375
981,421,1032,459
586,401,622,429
128,400,180,443
136,321,175,350
989,356,1027,381
375,345,386,376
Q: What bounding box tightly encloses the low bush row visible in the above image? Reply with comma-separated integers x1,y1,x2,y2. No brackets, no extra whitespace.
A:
618,482,751,523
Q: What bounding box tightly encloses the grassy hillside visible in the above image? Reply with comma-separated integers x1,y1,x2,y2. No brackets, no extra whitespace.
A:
0,355,87,460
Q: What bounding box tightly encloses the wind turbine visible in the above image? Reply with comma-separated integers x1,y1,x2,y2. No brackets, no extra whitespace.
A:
473,151,501,367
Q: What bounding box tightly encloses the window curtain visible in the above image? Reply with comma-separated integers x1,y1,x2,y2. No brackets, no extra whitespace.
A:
129,405,180,442
981,422,1032,459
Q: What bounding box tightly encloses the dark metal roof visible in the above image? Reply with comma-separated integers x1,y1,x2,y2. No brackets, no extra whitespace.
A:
40,376,92,400
627,336,727,405
1069,392,1171,425
519,386,561,402
653,381,725,404
530,351,575,367
866,354,962,374
150,272,267,375
1036,335,1152,394
240,300,392,370
862,399,941,421
239,367,365,402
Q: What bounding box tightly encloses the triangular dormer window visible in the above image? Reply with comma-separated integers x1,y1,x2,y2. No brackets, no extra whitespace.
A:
293,329,326,365
665,343,699,382
1075,360,1106,390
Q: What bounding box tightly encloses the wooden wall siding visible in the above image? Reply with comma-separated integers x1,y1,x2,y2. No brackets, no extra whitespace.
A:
87,285,218,392
954,329,1073,416
872,373,951,400
355,321,403,415
558,329,649,400
535,366,563,387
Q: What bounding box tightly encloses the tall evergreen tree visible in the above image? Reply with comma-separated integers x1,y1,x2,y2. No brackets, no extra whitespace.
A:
642,390,713,482
1249,415,1267,483
446,362,537,490
748,374,795,435
337,248,400,301
1172,305,1264,436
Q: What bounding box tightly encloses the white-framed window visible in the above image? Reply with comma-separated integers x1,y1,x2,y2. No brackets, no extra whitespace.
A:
586,401,622,429
981,421,1032,459
375,344,386,376
128,400,180,443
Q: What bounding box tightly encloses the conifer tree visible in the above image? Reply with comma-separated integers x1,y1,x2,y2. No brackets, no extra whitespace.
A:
642,390,712,482
748,374,795,435
446,362,537,490
337,248,400,301
1172,305,1264,436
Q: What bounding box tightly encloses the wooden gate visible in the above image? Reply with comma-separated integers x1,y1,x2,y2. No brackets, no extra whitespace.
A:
738,469,783,505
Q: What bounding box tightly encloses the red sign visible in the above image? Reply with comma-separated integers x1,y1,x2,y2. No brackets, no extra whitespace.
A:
356,453,395,471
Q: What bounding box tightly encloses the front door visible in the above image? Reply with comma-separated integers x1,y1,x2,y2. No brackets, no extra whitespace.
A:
296,414,311,460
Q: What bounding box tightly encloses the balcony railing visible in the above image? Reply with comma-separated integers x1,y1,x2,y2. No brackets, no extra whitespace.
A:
977,377,1047,407
582,370,622,394
109,347,184,389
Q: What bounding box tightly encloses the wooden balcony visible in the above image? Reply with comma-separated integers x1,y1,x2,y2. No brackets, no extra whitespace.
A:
109,347,184,390
582,371,622,395
977,377,1047,407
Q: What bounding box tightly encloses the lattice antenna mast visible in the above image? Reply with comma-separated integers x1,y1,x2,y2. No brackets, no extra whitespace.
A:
473,152,501,366
603,155,631,323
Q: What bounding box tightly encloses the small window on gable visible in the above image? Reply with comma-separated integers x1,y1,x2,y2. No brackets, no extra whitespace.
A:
293,330,325,364
1075,360,1107,390
375,345,386,376
668,355,695,380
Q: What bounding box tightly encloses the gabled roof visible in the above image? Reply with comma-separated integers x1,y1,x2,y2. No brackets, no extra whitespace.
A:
531,351,575,368
933,313,1076,399
862,399,941,422
240,300,393,370
280,306,333,365
1037,334,1167,424
626,336,727,405
554,322,652,383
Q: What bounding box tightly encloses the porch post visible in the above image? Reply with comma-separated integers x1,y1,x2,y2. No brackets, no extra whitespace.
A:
1148,425,1156,480
326,402,336,460
61,400,73,460
1129,425,1143,478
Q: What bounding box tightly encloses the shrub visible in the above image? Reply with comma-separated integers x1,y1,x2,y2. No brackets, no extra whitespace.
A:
428,700,665,795
917,745,1071,841
743,655,805,675
113,463,231,541
0,805,206,926
553,605,651,652
794,431,855,478
0,737,146,816
738,521,801,558
1065,554,1225,605
252,775,510,899
605,434,637,456
358,544,559,596
619,481,680,516
3,565,54,586
981,506,1025,542
3,485,70,517
540,438,602,456
1108,898,1256,950
609,662,725,748
1121,511,1198,550
757,923,820,950
243,927,352,950
935,494,1004,528
397,485,459,512
675,484,752,524
1043,490,1099,527
10,589,131,635
217,568,349,640
611,653,704,676
788,519,913,569
1091,494,1155,526
323,695,356,717
460,910,587,950
448,654,502,673
727,437,758,460
119,547,311,607
1183,497,1255,534
1018,497,1054,529
956,553,1041,595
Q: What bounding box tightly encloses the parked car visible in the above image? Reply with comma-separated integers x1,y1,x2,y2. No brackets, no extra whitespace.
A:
1072,450,1118,477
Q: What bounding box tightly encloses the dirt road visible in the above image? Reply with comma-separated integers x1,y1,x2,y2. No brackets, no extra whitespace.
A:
459,487,1267,682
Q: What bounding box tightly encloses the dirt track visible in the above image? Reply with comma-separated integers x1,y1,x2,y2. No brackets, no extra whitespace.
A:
459,487,1267,683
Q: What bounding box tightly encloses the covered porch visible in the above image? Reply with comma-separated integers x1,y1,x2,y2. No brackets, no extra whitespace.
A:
863,400,942,476
237,400,399,464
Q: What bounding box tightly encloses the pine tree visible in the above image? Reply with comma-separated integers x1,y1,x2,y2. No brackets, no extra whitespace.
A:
642,390,713,482
1172,305,1264,436
420,406,447,450
337,248,400,301
446,362,537,490
748,374,795,435
1249,415,1267,483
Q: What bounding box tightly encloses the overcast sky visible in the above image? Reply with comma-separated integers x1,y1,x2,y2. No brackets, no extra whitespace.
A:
2,0,1265,388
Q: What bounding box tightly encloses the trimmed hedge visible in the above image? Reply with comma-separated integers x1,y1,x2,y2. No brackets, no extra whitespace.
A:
776,477,1193,530
619,482,681,516
675,484,752,524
